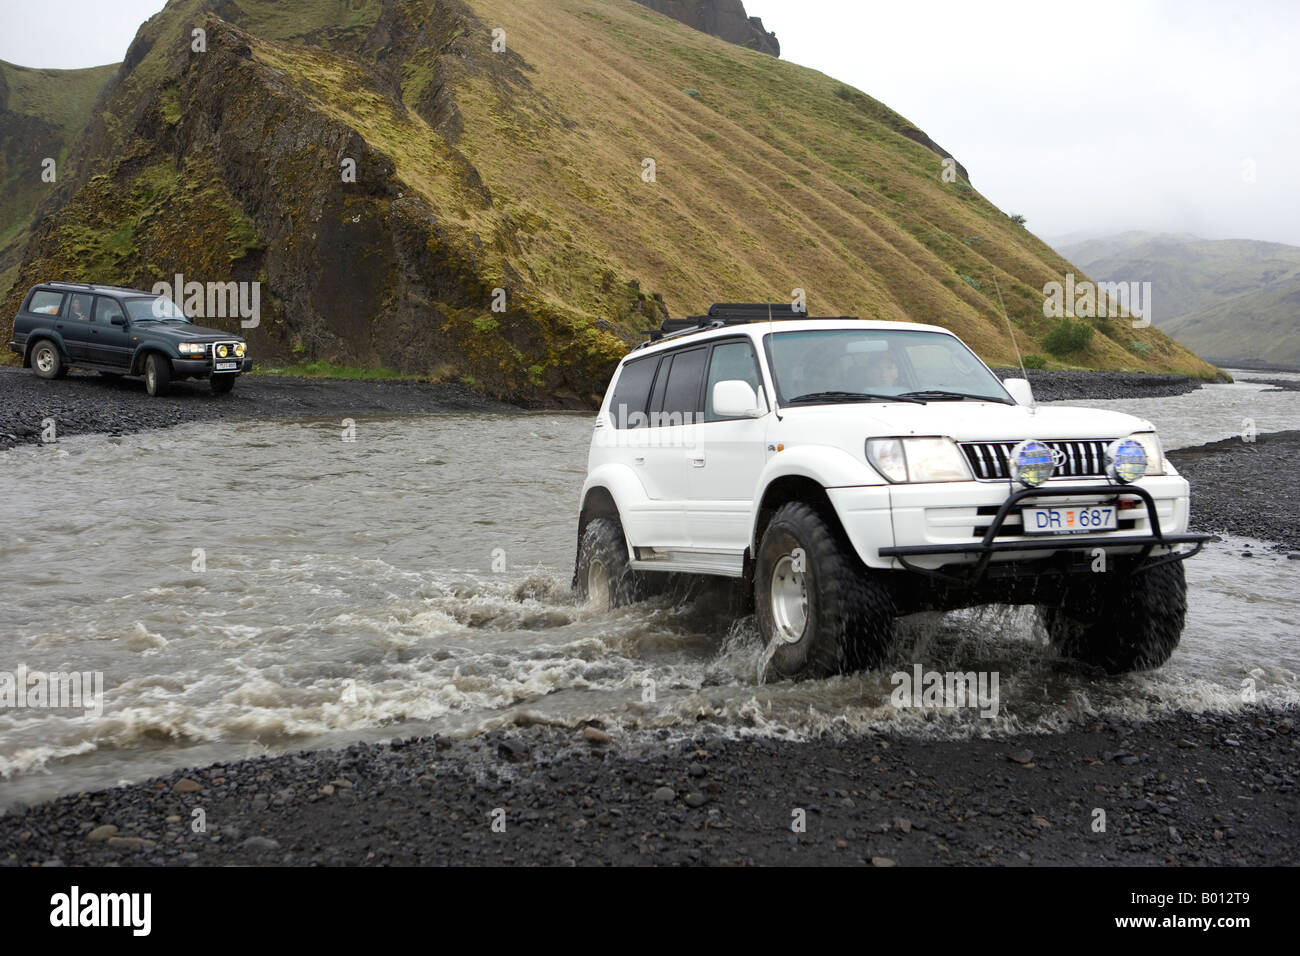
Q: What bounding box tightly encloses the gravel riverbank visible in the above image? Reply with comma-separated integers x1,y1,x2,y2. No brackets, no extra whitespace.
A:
1167,430,1300,552
0,367,519,449
1,708,1293,867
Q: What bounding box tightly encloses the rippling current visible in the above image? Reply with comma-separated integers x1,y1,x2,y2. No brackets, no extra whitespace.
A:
0,371,1296,809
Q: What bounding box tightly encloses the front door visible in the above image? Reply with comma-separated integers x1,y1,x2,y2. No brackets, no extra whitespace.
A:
684,338,770,552
88,296,132,368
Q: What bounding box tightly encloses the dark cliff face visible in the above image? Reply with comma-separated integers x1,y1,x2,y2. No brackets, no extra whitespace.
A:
631,0,779,56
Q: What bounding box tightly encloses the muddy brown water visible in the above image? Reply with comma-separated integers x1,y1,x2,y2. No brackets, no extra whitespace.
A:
1,371,1296,809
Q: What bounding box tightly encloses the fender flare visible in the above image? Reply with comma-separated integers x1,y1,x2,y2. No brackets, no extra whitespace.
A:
750,446,883,551
23,331,70,366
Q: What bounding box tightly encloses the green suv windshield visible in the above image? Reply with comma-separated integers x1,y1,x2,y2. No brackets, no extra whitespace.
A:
764,328,1013,405
123,297,192,323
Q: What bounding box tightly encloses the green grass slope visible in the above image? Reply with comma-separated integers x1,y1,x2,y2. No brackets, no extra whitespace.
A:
1,0,1217,394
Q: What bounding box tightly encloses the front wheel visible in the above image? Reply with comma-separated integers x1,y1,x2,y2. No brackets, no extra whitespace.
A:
1043,559,1187,673
211,374,236,395
755,501,894,680
30,341,66,380
144,354,171,397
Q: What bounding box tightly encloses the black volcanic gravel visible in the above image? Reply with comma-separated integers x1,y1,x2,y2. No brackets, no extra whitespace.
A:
0,710,1293,867
0,367,519,449
1168,430,1300,552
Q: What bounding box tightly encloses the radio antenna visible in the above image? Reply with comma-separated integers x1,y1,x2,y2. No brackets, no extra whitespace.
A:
991,273,1032,406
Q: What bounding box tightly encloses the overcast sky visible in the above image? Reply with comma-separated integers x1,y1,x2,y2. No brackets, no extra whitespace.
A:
3,0,1297,247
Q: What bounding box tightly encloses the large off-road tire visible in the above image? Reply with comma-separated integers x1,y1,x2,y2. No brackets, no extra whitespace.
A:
144,353,171,397
755,501,894,680
1043,560,1187,673
210,374,236,395
575,517,651,611
30,340,66,380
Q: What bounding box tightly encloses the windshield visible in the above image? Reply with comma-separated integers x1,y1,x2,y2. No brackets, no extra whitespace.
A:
764,329,1012,405
123,296,191,323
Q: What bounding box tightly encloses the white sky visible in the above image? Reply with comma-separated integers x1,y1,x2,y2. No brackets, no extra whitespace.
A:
3,0,1297,246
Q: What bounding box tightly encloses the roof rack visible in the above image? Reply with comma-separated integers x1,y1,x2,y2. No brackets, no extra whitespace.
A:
641,302,858,344
41,281,145,294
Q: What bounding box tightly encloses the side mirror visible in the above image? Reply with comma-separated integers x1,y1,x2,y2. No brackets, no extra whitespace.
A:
712,380,762,418
111,316,126,327
1004,377,1035,406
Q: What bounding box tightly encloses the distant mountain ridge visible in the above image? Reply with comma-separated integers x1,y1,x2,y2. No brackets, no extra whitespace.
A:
1056,231,1300,368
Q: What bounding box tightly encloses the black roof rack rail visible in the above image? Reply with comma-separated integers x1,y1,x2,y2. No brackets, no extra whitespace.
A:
641,302,859,344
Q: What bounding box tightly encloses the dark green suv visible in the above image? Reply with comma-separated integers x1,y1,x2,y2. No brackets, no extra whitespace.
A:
9,281,252,396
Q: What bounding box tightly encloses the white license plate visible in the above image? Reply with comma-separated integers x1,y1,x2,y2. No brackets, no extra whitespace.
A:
1022,504,1117,534
214,362,238,371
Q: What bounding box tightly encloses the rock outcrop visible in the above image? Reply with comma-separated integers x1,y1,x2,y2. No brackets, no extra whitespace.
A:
632,0,779,56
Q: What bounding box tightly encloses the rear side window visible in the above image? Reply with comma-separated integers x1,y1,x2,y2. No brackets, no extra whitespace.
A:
27,291,64,315
655,347,707,426
94,297,125,324
66,294,93,322
608,355,658,429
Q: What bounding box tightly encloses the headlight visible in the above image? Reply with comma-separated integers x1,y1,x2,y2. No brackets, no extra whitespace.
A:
866,437,971,483
178,343,205,355
216,344,229,358
235,343,246,357
1117,431,1165,478
1008,439,1054,487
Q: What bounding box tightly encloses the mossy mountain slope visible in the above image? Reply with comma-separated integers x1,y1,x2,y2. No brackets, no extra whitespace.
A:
0,60,117,303
1,0,1216,401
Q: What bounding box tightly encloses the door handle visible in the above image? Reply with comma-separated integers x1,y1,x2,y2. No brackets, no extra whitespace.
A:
688,453,706,467
634,456,645,466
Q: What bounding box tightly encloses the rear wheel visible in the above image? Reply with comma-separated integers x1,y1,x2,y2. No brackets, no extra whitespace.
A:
575,517,650,611
755,501,894,680
30,341,66,379
211,374,236,395
144,354,171,397
1043,560,1186,673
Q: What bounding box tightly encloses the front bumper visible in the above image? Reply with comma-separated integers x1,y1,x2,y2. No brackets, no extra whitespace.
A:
171,357,253,376
830,476,1210,583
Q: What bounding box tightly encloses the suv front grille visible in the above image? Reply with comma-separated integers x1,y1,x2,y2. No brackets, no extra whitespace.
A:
962,440,1112,481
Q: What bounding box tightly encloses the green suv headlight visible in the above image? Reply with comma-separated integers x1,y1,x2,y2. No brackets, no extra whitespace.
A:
178,343,205,355
235,343,246,358
866,437,971,483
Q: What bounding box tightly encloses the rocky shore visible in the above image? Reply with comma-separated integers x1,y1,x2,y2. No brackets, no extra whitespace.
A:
1,708,1293,867
0,367,518,449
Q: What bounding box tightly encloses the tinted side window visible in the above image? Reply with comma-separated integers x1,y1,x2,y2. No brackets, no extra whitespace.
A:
66,293,93,322
655,347,707,425
27,291,65,316
705,340,763,421
94,297,125,324
608,355,658,429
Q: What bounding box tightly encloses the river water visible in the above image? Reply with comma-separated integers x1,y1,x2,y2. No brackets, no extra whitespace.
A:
1,370,1296,809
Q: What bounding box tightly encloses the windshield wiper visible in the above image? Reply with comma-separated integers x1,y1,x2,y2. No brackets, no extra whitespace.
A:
785,390,926,405
899,390,1012,404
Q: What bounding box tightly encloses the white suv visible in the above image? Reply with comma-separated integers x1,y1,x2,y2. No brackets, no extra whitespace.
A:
574,304,1209,680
